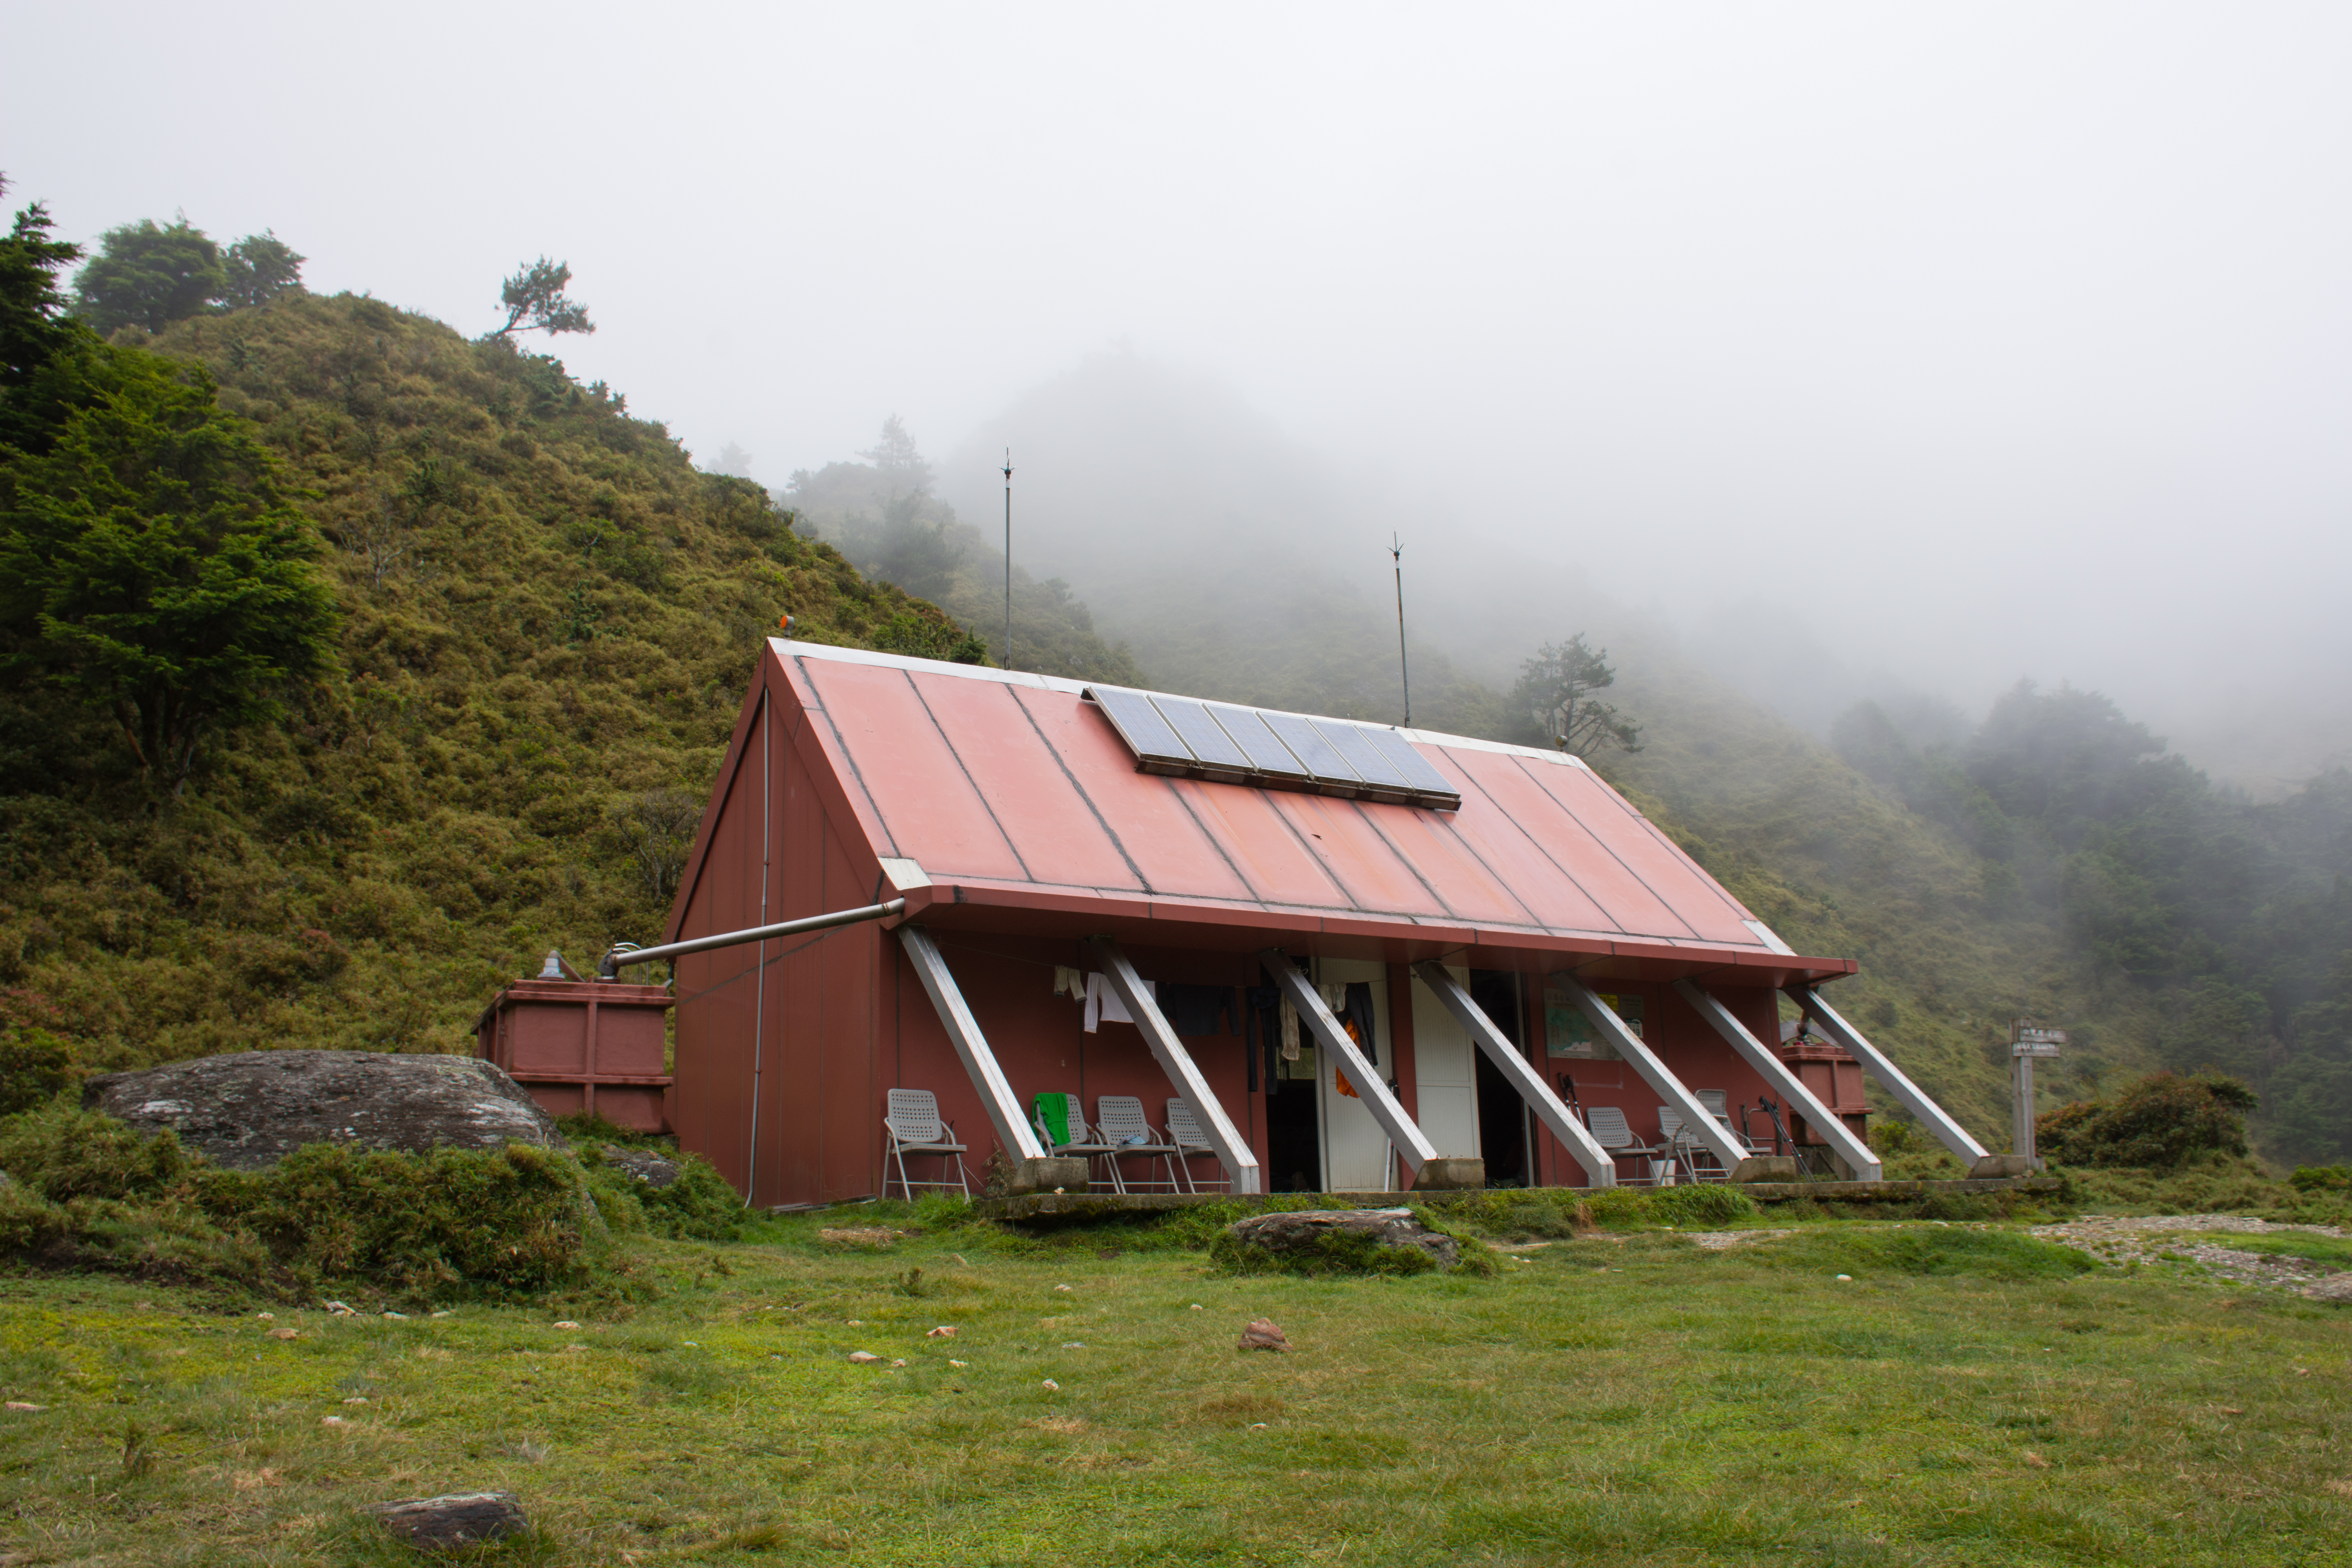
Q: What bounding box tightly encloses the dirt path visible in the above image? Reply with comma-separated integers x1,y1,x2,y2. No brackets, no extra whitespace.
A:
2034,1213,2352,1301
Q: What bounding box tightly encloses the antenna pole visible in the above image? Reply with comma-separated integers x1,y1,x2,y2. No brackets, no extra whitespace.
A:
1002,449,1014,670
1391,532,1410,726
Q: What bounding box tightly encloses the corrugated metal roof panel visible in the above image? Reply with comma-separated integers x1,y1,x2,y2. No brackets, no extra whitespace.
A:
749,642,1804,967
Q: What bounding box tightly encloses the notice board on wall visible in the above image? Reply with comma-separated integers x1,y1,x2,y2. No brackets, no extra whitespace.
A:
1544,983,1639,1059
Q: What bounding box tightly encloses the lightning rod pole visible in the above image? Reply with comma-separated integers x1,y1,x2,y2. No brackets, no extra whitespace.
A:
1391,532,1410,726
1002,450,1014,670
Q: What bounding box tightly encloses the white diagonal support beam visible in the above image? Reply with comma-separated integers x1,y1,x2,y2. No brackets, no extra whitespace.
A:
1672,979,1883,1181
1412,962,1616,1187
897,925,1045,1162
1555,976,1746,1169
1788,984,1987,1163
1260,951,1440,1177
1084,937,1263,1195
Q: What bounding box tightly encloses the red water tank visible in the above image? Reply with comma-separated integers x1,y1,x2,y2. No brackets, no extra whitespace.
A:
475,968,674,1133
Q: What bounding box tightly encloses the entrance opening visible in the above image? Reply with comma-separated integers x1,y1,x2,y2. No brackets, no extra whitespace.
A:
1264,1057,1322,1192
1469,970,1530,1187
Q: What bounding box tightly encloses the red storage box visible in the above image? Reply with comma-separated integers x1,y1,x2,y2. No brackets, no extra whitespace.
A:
476,977,675,1132
1779,1040,1868,1147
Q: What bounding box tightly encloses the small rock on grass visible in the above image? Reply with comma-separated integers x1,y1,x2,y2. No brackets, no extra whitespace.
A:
3,1402,45,1413
1238,1318,1289,1352
368,1491,528,1550
553,1320,581,1330
848,1351,882,1365
925,1325,957,1338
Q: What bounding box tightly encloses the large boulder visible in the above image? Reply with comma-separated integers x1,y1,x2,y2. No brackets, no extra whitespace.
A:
82,1051,563,1170
1223,1207,1460,1271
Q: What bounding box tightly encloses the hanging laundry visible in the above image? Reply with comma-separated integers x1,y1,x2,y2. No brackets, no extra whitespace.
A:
1279,996,1299,1060
1083,973,1154,1034
1334,1065,1361,1099
1159,983,1236,1038
1033,1092,1073,1146
1341,982,1378,1068
1318,981,1347,1016
1053,965,1083,1001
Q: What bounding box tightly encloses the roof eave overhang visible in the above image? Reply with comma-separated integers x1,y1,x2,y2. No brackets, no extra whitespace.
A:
884,880,1856,987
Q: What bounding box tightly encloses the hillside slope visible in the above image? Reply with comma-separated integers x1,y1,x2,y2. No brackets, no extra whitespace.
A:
0,292,984,1066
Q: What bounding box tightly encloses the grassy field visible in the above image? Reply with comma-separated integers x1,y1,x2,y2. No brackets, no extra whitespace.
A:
1,1206,2348,1567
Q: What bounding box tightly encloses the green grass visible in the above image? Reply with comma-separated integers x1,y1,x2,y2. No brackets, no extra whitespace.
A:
0,1208,2348,1566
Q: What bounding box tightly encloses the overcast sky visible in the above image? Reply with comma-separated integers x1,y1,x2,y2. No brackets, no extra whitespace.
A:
9,3,2349,782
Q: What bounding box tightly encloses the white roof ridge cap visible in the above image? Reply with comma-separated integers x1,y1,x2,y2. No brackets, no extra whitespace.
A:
769,638,1086,694
1397,728,1591,768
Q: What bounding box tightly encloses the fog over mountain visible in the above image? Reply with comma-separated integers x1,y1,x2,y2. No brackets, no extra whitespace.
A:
9,3,2348,786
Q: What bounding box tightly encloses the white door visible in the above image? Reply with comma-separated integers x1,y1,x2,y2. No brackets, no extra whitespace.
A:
1410,962,1481,1160
1315,957,1397,1192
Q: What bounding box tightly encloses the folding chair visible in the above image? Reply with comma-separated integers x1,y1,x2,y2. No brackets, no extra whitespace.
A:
1657,1107,1715,1183
1696,1089,1769,1176
883,1088,968,1199
1094,1095,1185,1194
1031,1091,1125,1192
1164,1098,1228,1193
1585,1105,1668,1186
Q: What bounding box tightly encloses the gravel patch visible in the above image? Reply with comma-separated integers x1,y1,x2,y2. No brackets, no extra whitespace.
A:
1681,1229,1794,1250
2035,1214,2350,1299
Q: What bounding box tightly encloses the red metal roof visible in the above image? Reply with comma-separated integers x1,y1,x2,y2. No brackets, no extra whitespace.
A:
670,641,1853,983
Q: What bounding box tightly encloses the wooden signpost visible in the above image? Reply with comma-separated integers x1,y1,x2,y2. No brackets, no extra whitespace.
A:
2010,1021,2066,1169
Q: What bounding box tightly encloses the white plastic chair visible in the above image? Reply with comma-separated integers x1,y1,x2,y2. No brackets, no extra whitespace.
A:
1164,1098,1227,1193
883,1088,968,1199
1094,1095,1185,1194
1585,1105,1668,1186
1032,1091,1125,1192
1657,1107,1714,1183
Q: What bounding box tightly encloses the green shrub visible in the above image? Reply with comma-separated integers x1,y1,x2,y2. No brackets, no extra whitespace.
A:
198,1141,603,1299
0,1028,73,1117
0,1103,190,1200
2289,1165,2351,1194
2039,1071,2258,1169
570,1139,745,1242
1868,1118,1925,1156
0,1102,620,1303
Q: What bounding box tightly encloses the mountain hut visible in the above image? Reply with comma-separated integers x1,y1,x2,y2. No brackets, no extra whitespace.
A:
644,639,1991,1207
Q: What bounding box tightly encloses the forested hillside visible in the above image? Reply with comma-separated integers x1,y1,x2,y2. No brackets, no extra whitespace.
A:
3,198,2343,1168
0,248,992,1067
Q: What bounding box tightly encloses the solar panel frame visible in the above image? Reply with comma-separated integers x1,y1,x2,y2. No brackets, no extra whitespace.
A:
1085,684,1459,809
1203,703,1315,784
1086,686,1196,775
1311,720,1417,802
1258,710,1363,795
1358,726,1462,804
1148,695,1252,779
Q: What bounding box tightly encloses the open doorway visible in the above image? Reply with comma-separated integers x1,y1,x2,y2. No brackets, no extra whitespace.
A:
1469,970,1530,1187
1264,1047,1321,1192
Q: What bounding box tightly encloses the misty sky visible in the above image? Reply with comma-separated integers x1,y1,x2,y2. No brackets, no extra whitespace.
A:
8,4,2349,782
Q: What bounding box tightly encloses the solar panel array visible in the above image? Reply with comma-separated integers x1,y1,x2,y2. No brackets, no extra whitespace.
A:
1084,685,1461,810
